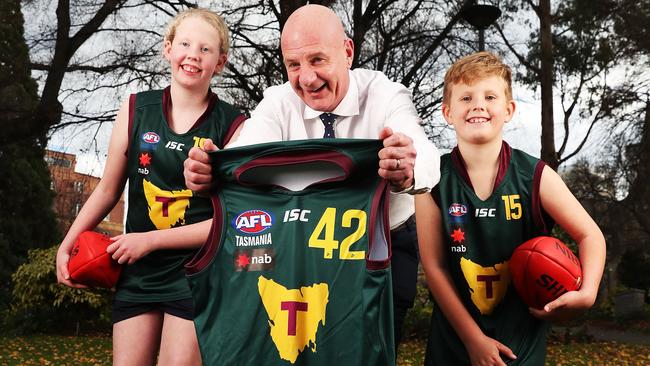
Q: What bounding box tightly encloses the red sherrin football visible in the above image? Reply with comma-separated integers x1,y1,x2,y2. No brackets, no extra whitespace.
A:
509,236,582,309
68,231,122,288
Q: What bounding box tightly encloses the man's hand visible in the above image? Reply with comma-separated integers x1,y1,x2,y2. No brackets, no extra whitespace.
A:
378,127,416,191
184,138,218,193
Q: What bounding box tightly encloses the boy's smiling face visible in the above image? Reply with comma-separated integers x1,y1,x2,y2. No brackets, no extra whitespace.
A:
442,76,515,145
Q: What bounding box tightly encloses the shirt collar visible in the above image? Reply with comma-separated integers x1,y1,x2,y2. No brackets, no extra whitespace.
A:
303,70,360,120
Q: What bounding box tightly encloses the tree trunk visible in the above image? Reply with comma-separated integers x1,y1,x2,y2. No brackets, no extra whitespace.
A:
539,0,558,169
35,0,123,134
623,101,650,231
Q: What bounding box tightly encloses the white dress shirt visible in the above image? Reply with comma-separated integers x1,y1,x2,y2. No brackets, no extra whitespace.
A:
230,68,440,228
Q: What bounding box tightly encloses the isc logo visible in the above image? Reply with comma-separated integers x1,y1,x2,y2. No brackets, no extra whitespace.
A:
448,203,467,217
142,132,160,144
165,141,184,151
283,209,311,222
233,210,273,234
475,208,496,217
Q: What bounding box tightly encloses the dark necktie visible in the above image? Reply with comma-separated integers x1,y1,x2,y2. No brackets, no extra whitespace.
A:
319,113,337,138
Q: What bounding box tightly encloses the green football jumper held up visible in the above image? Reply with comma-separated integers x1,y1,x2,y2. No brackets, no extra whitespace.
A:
186,139,395,365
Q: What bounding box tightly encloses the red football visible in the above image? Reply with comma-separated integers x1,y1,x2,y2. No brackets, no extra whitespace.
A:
510,236,582,309
68,231,122,288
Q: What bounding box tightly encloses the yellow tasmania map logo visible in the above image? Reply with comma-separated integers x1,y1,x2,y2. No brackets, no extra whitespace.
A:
258,276,329,364
142,179,192,229
460,258,510,315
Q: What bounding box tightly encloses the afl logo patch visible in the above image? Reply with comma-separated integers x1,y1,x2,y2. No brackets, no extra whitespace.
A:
232,210,274,234
142,132,160,144
448,203,468,217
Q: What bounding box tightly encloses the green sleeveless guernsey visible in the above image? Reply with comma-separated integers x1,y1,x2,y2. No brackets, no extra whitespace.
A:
118,87,245,302
186,139,395,366
425,142,553,366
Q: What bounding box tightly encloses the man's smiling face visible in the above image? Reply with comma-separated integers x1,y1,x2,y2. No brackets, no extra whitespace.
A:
280,6,353,112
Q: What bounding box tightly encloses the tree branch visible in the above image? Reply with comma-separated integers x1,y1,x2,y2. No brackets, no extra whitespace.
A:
495,23,540,74
401,0,471,87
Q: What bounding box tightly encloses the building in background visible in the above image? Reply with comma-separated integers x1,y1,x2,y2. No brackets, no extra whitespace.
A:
45,150,124,237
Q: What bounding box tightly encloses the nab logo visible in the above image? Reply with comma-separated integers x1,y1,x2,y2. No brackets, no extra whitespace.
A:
234,248,275,271
233,210,273,234
449,203,468,217
142,132,160,144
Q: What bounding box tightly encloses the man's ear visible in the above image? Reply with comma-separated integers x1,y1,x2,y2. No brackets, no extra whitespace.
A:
344,38,354,68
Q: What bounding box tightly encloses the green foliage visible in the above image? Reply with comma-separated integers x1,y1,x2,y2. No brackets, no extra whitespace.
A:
617,248,650,291
549,226,579,255
5,246,112,335
587,294,615,320
0,0,39,121
0,0,59,311
0,143,59,310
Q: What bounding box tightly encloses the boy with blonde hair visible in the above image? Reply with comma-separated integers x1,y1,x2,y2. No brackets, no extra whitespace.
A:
415,52,605,365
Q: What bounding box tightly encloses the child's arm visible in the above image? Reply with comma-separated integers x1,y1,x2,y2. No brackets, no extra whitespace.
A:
415,194,516,366
530,166,606,321
56,99,130,288
106,218,211,264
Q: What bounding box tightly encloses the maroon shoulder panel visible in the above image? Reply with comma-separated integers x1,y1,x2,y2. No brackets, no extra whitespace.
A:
450,141,511,192
532,160,554,233
162,86,172,128
223,114,248,147
234,150,354,188
189,89,220,131
126,93,137,158
493,141,512,191
366,180,391,270
450,146,472,189
185,195,224,275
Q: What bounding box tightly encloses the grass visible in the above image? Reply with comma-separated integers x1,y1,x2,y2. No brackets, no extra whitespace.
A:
1,334,649,365
0,334,111,366
396,337,650,365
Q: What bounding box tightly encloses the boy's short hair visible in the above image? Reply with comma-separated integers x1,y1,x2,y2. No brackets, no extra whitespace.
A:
165,8,230,55
443,51,512,103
